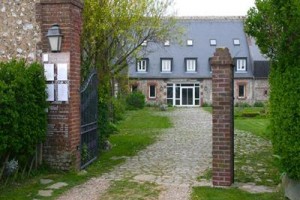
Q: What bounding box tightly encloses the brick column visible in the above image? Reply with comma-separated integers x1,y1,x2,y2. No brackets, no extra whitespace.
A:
210,47,234,186
37,0,83,170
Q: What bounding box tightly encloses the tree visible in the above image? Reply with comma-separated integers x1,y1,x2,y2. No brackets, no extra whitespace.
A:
245,0,300,180
81,0,179,145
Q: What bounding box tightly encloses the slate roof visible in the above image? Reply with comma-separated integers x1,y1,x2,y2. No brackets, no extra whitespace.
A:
129,16,268,79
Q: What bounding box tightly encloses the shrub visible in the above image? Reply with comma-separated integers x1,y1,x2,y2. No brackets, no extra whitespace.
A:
0,60,48,179
111,97,126,122
126,91,145,110
270,62,300,180
253,101,265,107
235,102,251,107
241,111,260,118
202,102,212,107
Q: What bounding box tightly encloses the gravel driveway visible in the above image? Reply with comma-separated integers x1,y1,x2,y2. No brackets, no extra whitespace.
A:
57,108,212,200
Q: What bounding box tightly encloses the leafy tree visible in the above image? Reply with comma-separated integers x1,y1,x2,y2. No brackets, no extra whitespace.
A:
245,0,300,179
81,0,179,145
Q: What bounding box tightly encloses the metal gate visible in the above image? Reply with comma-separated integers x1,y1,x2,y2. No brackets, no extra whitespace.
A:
80,70,98,169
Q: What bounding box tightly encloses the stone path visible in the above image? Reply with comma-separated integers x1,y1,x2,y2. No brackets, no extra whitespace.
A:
55,108,276,200
57,108,212,200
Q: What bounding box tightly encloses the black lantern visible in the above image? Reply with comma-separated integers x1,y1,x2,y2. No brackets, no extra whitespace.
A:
46,24,62,52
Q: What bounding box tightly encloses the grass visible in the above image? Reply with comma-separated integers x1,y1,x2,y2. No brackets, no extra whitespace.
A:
202,106,270,138
198,106,283,198
100,180,161,200
0,108,171,200
235,118,270,138
192,187,284,200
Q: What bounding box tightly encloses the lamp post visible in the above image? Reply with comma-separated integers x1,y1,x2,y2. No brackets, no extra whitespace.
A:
46,24,62,52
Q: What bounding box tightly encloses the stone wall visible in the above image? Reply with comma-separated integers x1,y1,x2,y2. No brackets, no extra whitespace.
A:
130,78,268,106
0,0,42,62
253,79,269,102
132,79,167,105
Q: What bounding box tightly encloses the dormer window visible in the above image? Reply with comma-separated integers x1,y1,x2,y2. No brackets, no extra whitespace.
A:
233,39,240,46
141,40,147,46
161,58,172,72
185,58,197,72
235,58,247,72
136,58,149,72
164,40,170,46
210,39,217,46
187,39,193,46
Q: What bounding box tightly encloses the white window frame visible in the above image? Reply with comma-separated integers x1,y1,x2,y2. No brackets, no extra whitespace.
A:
141,40,147,46
137,59,148,72
238,84,246,98
149,85,156,99
185,58,197,72
187,39,193,46
236,58,247,72
233,39,240,46
164,40,170,46
161,58,172,73
210,39,217,46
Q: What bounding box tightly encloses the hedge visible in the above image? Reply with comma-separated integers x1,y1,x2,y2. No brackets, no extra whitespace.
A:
269,60,300,179
0,60,48,166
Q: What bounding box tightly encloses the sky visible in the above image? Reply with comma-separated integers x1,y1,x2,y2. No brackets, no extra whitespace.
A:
171,0,255,16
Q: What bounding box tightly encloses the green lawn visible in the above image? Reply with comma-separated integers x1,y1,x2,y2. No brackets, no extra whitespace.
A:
192,187,284,200
202,106,270,138
0,108,171,200
235,118,270,138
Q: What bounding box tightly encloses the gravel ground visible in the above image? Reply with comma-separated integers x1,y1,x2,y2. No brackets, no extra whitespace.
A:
57,108,212,200
56,108,276,200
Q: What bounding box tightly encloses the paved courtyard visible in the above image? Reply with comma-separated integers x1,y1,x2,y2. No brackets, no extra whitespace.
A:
57,108,212,200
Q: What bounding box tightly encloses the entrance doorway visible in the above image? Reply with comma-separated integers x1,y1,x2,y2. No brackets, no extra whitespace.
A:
167,83,200,107
181,87,194,106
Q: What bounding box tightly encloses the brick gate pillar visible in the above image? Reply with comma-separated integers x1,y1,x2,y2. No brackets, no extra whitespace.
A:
37,0,83,170
210,47,234,186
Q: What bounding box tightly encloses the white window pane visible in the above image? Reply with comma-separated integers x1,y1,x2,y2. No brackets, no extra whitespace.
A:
237,59,246,71
162,59,171,72
187,39,193,46
187,59,196,71
234,39,240,45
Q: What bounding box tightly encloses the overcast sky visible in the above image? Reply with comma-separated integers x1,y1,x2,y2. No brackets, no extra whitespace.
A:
171,0,255,16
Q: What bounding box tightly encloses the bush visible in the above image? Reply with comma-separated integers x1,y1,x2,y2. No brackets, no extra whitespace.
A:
241,111,260,118
126,91,145,110
202,102,212,107
253,101,265,107
0,60,48,179
270,62,300,180
235,102,251,107
111,97,126,122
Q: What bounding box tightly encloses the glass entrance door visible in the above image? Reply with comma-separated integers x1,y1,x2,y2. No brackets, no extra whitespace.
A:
181,87,194,106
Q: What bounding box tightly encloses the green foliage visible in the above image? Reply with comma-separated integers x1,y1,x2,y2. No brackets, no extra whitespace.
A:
101,180,160,200
0,108,171,199
235,102,251,107
253,101,265,107
202,102,212,107
245,0,300,179
126,92,145,110
0,60,48,157
111,97,126,122
192,187,284,200
81,0,178,149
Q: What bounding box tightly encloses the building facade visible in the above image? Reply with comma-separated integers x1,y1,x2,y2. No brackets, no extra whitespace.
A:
128,17,269,106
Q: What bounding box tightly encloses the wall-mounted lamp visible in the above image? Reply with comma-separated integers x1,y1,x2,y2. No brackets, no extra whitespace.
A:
46,24,62,52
